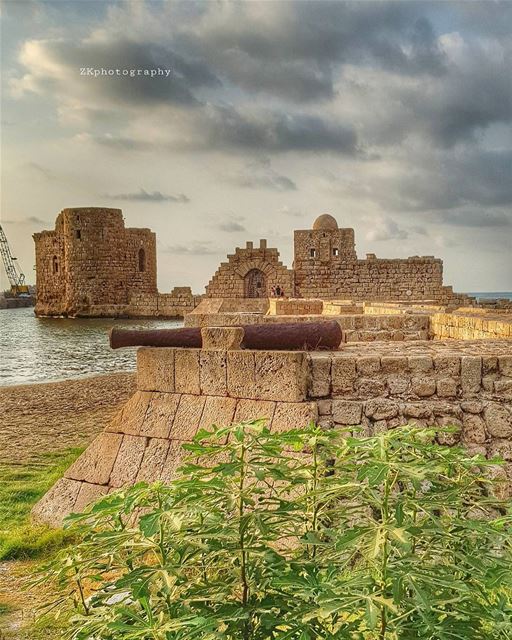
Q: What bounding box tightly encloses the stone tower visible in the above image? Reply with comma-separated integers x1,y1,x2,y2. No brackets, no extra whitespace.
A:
33,207,157,316
293,214,357,297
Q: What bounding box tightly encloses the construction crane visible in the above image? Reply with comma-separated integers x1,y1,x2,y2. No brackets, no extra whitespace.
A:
0,224,30,296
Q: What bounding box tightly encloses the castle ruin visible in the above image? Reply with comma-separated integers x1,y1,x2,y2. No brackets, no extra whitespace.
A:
206,214,466,304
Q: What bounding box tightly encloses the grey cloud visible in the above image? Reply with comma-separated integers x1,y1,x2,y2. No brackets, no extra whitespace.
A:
163,241,218,255
199,105,358,153
217,220,247,232
227,158,297,191
2,216,48,225
106,188,189,203
436,210,511,228
366,217,408,242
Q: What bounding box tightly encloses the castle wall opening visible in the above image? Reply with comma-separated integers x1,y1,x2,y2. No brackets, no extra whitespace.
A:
244,268,267,298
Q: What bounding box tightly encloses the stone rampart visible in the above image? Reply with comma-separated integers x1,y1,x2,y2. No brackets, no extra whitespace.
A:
431,313,512,341
127,288,202,318
33,336,512,526
267,298,324,315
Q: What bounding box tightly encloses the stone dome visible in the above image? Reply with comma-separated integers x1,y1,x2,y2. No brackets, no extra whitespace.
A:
312,214,338,230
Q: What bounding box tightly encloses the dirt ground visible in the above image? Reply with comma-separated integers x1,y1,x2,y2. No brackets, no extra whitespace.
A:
0,373,136,464
0,373,136,639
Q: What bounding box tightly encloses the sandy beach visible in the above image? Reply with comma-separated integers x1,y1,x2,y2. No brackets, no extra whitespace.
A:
0,373,136,464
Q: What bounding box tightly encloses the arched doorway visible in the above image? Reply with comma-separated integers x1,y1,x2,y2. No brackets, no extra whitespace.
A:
244,268,267,298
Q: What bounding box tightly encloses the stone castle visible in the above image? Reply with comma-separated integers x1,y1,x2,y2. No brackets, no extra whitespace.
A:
34,209,470,317
207,213,465,304
33,208,199,317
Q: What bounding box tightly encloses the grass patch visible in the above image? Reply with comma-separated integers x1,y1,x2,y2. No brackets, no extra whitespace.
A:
0,448,83,560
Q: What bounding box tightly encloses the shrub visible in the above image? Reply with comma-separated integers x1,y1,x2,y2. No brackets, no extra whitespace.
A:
36,423,512,639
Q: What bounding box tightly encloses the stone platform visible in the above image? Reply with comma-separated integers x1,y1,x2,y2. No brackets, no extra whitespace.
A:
33,331,512,527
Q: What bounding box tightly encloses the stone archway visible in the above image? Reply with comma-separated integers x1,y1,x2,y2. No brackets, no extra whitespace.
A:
244,268,267,298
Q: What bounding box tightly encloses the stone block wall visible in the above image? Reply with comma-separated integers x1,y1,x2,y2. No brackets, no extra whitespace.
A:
206,240,294,299
33,337,512,526
431,313,512,340
267,298,324,315
34,208,157,317
127,288,203,318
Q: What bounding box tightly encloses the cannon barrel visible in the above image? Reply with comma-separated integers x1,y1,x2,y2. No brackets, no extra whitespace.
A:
109,321,342,351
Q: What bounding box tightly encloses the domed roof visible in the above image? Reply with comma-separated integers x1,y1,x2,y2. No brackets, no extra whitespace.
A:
312,213,338,230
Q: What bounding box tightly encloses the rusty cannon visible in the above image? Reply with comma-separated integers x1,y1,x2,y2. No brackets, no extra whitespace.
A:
110,321,342,351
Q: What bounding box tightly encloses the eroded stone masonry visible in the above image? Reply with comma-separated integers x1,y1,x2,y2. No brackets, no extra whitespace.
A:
34,208,199,317
33,329,512,527
207,213,471,305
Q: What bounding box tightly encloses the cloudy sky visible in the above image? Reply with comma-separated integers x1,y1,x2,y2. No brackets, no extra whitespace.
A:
1,0,511,293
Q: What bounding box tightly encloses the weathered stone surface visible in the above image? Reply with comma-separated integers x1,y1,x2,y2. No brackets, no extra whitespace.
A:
461,400,483,414
66,433,123,484
201,326,244,350
408,356,433,372
227,350,256,398
308,354,331,397
106,391,151,435
494,379,512,399
403,403,433,419
381,356,407,374
200,350,228,396
488,439,512,461
138,393,180,438
387,375,409,395
137,348,175,393
234,399,276,426
175,349,201,395
355,378,386,398
32,478,82,527
356,356,381,376
172,395,207,440
484,403,512,438
332,357,357,395
411,376,436,397
199,396,237,430
109,435,148,488
365,399,399,420
160,440,188,483
332,400,363,425
462,413,487,444
136,438,170,482
498,356,512,377
437,377,458,398
317,399,332,416
271,402,318,432
254,351,308,402
436,417,462,445
461,356,482,394
74,482,108,513
434,356,460,376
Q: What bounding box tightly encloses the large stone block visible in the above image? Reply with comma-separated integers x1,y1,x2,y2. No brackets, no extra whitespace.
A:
74,482,108,513
484,403,512,438
271,402,318,432
254,351,308,402
171,394,207,440
411,376,436,397
199,396,237,430
136,438,170,482
332,400,363,425
174,349,201,395
32,478,82,527
331,357,357,395
200,350,228,396
461,356,482,394
160,440,188,483
106,391,152,435
140,393,181,438
234,399,277,427
109,435,148,488
308,354,331,398
436,377,458,398
137,348,175,393
227,350,256,398
201,326,244,350
381,356,407,374
365,398,399,420
462,413,487,444
356,356,381,376
65,433,123,485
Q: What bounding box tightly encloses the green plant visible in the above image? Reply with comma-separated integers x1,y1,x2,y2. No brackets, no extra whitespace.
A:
36,423,512,639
